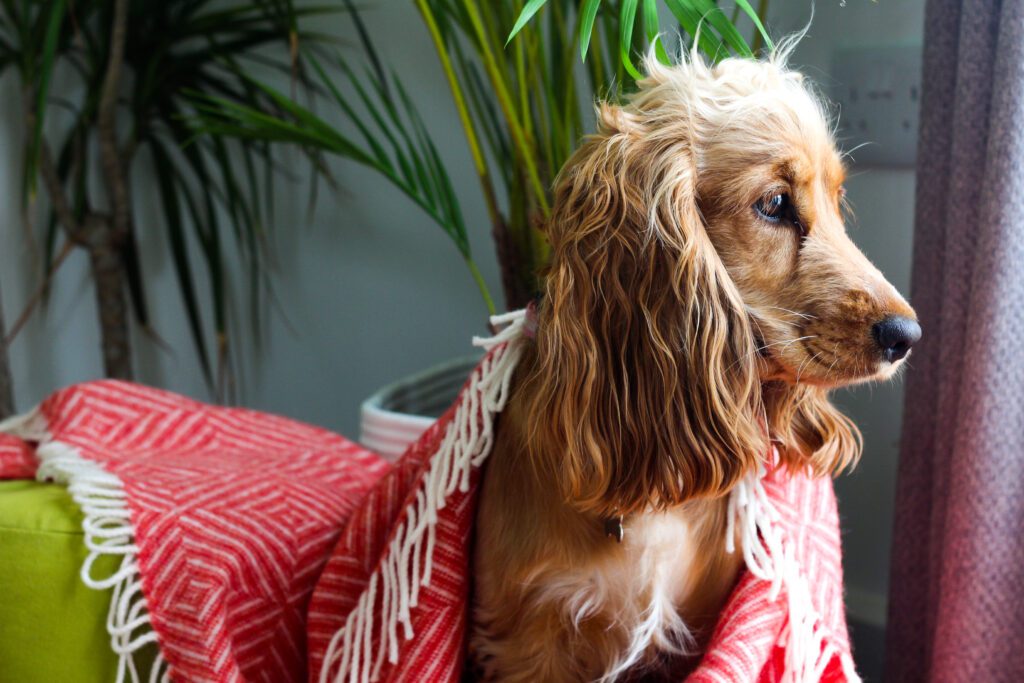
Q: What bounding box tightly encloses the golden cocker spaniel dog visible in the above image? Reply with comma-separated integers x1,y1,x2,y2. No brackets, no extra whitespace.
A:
472,45,919,682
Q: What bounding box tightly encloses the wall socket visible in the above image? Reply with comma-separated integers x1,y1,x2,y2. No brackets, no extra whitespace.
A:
829,45,923,167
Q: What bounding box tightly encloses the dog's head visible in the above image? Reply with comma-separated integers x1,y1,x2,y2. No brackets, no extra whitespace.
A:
524,49,919,515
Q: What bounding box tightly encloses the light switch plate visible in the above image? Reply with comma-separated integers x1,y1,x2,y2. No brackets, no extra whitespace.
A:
829,45,923,167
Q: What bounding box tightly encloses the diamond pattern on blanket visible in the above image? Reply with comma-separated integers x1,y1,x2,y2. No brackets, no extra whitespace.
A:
36,380,388,682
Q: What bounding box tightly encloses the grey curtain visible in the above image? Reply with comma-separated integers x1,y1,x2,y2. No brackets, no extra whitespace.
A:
885,2,1024,681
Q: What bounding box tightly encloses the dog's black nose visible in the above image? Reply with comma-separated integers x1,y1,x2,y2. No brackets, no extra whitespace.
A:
872,316,921,362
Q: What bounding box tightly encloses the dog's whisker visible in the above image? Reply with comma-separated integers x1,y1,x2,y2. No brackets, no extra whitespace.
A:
727,335,818,371
758,335,819,362
748,314,767,341
756,306,818,321
795,351,823,384
774,335,817,351
825,342,841,380
805,354,823,382
825,357,840,381
841,141,874,160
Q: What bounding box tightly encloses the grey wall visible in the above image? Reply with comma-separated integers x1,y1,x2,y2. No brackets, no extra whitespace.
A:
0,0,922,642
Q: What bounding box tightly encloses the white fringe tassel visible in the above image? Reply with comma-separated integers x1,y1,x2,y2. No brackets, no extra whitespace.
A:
0,414,168,683
727,464,862,683
320,310,528,683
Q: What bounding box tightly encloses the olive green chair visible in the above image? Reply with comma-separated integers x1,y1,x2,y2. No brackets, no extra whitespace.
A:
0,480,157,682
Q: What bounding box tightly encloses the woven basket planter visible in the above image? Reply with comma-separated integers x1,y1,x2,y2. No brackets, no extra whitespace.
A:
359,356,480,461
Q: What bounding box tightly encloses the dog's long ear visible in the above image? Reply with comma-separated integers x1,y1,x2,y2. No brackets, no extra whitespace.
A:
764,383,862,476
522,103,767,516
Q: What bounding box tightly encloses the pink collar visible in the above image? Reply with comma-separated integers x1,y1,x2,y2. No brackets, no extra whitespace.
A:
524,300,539,339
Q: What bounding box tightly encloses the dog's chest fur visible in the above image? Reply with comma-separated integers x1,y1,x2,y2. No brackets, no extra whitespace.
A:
471,354,745,681
560,510,726,676
473,460,743,681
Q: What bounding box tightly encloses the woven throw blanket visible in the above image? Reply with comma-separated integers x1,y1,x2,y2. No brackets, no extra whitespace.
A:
308,310,860,683
1,309,859,682
0,381,388,683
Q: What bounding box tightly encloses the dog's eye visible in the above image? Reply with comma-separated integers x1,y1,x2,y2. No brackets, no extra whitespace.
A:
754,193,789,222
754,192,806,236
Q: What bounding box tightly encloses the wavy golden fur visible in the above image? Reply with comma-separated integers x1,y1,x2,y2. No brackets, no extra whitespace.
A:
472,44,917,682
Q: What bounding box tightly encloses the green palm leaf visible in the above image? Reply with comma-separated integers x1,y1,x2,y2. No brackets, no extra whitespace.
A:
508,0,771,73
505,0,548,45
189,54,496,313
578,0,601,61
24,0,65,202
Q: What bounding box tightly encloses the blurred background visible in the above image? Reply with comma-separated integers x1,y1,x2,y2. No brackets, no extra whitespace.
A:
0,2,924,679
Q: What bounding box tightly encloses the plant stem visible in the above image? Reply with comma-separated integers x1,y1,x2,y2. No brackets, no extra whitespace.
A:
3,239,75,346
465,258,496,315
416,0,520,309
33,134,129,383
561,5,584,162
415,1,491,193
93,0,132,379
751,0,770,54
98,0,129,242
89,243,132,379
415,0,532,309
28,91,132,381
36,140,85,244
460,0,550,217
589,18,608,97
513,2,531,139
0,286,14,419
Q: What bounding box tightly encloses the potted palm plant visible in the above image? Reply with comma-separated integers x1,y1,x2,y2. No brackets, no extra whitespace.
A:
0,0,328,412
196,0,773,458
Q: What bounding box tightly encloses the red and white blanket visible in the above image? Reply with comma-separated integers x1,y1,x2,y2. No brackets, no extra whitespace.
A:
0,309,859,682
0,381,388,682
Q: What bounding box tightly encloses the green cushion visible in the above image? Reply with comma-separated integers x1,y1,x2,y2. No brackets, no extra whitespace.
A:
0,480,157,682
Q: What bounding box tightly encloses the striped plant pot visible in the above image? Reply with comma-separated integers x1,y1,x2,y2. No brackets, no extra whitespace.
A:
359,356,480,461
